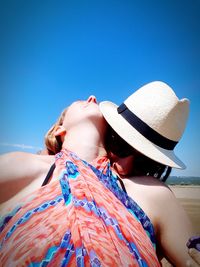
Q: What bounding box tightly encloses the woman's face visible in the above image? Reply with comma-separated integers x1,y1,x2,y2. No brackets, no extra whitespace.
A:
62,96,106,131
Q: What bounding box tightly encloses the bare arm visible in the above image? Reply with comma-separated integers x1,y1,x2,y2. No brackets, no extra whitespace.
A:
120,176,197,266
0,152,48,203
156,186,195,266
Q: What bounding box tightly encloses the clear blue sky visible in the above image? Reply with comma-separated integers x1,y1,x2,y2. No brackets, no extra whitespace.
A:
0,0,200,177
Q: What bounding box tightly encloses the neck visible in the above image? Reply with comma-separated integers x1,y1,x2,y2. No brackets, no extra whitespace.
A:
62,124,107,162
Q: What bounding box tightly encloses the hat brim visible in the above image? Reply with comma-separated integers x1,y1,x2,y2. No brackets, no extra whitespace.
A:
100,101,186,169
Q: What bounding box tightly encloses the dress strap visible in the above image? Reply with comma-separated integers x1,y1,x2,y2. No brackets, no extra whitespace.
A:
116,176,127,194
41,163,56,186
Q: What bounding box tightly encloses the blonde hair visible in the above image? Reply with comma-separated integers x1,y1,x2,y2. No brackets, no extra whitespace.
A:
44,108,67,155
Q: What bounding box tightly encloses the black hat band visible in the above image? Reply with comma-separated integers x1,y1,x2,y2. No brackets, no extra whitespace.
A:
117,103,178,150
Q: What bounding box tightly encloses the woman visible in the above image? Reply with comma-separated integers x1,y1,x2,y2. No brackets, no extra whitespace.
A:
99,81,199,267
0,95,160,266
99,81,198,266
0,82,197,266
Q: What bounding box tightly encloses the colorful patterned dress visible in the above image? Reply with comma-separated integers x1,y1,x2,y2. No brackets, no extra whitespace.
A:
0,149,160,266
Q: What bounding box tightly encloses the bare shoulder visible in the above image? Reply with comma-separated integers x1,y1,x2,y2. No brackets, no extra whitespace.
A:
124,176,194,265
132,176,178,207
0,151,54,204
123,176,178,228
0,151,52,161
0,151,30,162
124,175,173,198
0,151,55,182
0,151,54,169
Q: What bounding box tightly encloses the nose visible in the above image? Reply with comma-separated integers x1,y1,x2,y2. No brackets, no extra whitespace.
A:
87,95,97,103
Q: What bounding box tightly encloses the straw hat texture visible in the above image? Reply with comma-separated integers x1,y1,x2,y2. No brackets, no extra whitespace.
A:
99,81,189,169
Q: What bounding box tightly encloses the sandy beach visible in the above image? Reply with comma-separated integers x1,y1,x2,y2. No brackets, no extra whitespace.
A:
169,185,200,234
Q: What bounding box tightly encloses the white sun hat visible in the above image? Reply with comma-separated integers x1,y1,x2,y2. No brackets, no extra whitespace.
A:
99,81,190,169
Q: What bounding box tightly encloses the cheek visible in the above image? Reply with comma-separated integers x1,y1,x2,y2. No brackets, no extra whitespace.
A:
113,156,134,176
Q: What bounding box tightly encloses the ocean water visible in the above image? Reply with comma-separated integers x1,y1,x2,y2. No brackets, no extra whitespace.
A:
166,176,200,185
